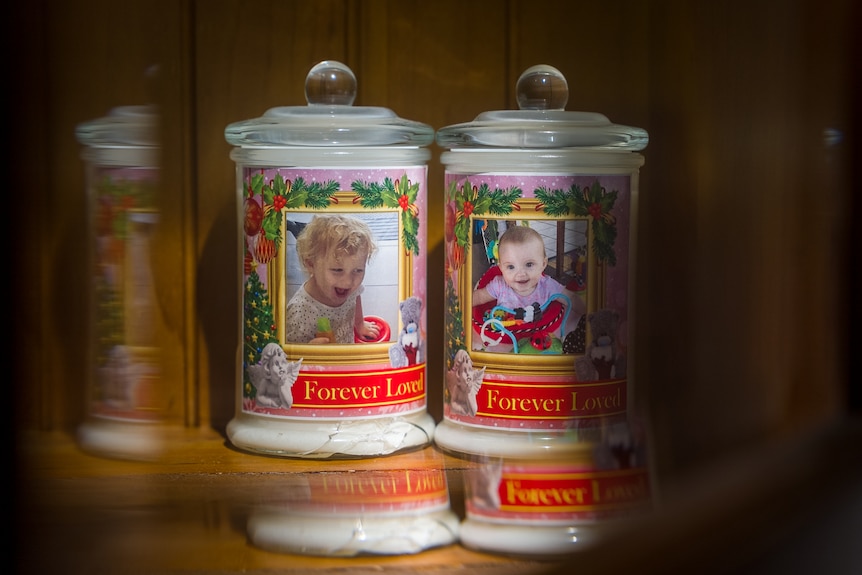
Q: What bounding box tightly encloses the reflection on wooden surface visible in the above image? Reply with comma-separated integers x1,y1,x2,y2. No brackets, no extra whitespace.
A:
16,420,862,573
16,429,565,574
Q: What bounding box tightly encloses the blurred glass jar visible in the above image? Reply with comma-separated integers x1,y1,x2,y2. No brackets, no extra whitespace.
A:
247,461,459,556
75,105,164,460
460,418,653,557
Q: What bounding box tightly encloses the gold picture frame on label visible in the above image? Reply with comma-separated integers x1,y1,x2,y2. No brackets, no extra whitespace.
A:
271,191,413,365
464,201,604,375
123,210,159,348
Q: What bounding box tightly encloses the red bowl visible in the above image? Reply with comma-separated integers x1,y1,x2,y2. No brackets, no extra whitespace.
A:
354,315,391,343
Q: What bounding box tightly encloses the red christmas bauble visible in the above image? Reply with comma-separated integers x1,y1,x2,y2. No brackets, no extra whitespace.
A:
243,250,253,275
244,197,263,236
254,235,276,264
444,202,456,243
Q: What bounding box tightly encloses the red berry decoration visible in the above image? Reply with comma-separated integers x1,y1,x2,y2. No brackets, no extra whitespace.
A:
463,200,474,218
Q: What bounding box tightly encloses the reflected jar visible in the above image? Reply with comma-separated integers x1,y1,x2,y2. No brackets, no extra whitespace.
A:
436,65,648,459
224,61,435,458
460,418,653,557
75,105,164,460
248,465,459,556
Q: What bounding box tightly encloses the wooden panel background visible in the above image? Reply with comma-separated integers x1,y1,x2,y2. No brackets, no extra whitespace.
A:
11,0,858,484
9,0,195,432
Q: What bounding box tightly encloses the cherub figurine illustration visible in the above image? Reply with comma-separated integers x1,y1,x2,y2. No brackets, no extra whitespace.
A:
445,349,485,417
468,459,503,511
99,345,138,409
247,343,303,409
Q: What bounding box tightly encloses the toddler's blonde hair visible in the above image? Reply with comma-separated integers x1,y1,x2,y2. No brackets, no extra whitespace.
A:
295,215,377,273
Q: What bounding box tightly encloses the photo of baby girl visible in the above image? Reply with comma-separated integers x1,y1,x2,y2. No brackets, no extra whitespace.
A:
472,223,586,354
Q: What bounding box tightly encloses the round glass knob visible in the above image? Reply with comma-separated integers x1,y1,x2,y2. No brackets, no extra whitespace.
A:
515,64,568,111
305,60,357,106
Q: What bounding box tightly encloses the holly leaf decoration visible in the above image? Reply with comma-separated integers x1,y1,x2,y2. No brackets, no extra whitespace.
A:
398,173,419,206
302,178,340,210
401,207,420,254
397,174,421,255
487,185,522,215
380,177,401,207
352,174,421,255
252,174,340,250
535,186,576,217
249,172,266,197
568,180,619,266
449,179,522,250
351,179,385,208
593,214,618,265
261,198,283,247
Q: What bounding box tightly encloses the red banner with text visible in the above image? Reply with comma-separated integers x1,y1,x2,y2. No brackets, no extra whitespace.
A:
292,364,426,410
476,378,627,420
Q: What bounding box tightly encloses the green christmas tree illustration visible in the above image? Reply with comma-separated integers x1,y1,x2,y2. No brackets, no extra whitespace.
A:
242,270,279,399
444,276,467,370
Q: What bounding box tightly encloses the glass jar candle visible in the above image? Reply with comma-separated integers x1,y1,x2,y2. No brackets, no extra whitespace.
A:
436,65,648,458
75,105,164,460
460,418,653,557
225,61,435,458
247,460,459,556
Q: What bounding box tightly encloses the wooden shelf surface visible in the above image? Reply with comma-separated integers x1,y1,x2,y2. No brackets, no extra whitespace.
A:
15,427,567,574
16,418,862,574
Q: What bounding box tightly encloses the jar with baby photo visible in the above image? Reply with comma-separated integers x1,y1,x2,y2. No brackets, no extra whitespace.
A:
225,61,435,458
436,65,649,459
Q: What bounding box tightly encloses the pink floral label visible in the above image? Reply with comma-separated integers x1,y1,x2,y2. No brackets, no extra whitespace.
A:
87,167,161,421
240,166,428,419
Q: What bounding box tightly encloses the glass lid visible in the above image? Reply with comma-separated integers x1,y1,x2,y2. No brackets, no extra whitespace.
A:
436,65,648,151
225,60,434,148
75,104,159,147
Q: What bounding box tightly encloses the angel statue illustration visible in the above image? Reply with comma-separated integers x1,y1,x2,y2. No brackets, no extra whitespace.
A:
445,349,485,417
247,343,303,409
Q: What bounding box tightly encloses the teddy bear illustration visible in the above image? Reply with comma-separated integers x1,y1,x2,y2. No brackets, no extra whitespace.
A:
389,296,424,368
574,308,626,381
247,343,303,409
445,349,485,417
